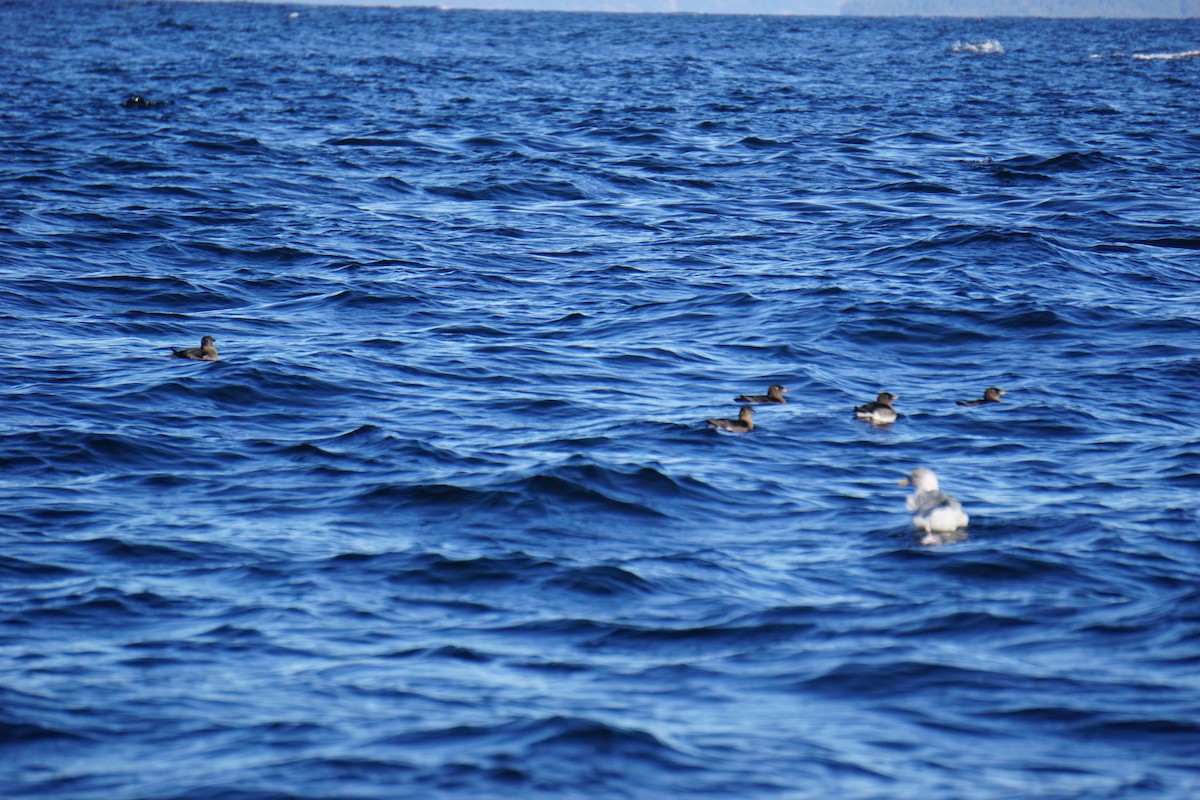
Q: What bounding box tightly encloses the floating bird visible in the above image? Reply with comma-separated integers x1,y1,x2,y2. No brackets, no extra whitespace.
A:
122,95,166,109
855,391,898,423
735,384,788,404
707,406,754,433
170,335,218,361
957,387,1005,407
899,467,969,545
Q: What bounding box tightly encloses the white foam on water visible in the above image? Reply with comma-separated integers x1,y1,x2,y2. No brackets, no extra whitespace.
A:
949,39,1004,55
1132,49,1200,60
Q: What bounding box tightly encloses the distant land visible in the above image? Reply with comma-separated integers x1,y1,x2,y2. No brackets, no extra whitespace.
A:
233,0,1200,16
840,0,1200,16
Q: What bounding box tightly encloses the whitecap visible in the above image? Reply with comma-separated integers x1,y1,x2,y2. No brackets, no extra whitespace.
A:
1133,50,1200,61
950,39,1004,55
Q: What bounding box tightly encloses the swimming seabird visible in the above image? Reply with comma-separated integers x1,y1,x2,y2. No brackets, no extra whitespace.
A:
170,335,218,361
707,406,755,433
122,95,166,109
899,467,969,544
855,392,898,423
735,384,789,404
957,387,1005,407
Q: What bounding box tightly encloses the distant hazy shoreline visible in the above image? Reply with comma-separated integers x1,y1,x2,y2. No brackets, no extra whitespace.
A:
840,0,1200,17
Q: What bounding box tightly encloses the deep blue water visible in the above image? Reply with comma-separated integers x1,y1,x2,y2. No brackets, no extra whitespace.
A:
3,1,1200,797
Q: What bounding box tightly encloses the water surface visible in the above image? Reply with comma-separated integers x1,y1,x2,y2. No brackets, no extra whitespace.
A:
2,3,1199,797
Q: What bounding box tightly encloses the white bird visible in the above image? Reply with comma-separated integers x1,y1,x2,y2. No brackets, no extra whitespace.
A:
899,467,969,545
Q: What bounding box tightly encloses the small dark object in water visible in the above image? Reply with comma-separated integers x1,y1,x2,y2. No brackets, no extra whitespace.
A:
735,384,788,404
957,387,1005,407
122,95,166,109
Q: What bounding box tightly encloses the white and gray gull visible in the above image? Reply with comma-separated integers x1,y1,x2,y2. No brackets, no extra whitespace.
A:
899,467,969,545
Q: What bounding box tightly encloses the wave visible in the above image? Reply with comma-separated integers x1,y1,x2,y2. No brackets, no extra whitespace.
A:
0,428,224,475
1138,236,1200,251
1133,50,1200,61
425,179,587,203
0,554,77,580
0,720,90,744
995,150,1117,173
380,714,687,759
320,550,656,603
350,458,728,521
182,135,267,154
877,180,957,194
949,40,1003,55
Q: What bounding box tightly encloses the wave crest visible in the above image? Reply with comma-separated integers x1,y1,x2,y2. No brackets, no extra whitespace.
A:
950,40,1003,55
1133,50,1200,61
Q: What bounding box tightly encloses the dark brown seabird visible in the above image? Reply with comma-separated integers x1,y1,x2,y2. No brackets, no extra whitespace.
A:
707,406,755,433
957,387,1005,407
735,384,789,404
170,335,219,361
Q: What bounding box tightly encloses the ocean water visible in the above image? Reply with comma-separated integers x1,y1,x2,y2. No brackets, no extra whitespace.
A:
3,2,1200,797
